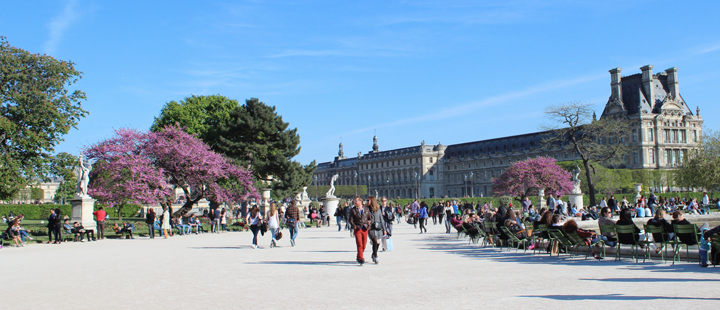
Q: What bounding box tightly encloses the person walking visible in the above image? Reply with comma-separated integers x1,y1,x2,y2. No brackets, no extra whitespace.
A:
246,206,263,249
93,206,107,240
334,205,344,231
267,203,280,248
367,197,386,264
146,208,156,239
46,209,58,244
410,199,420,228
443,201,453,233
381,197,394,251
344,201,352,231
220,208,228,232
418,201,428,233
349,196,371,265
52,208,62,244
285,200,301,246
161,206,171,239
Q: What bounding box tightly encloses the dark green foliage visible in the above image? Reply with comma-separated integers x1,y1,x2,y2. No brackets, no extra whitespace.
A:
53,179,76,204
305,185,367,198
217,98,316,198
498,196,513,208
30,188,44,200
150,95,239,152
0,37,88,200
0,204,71,219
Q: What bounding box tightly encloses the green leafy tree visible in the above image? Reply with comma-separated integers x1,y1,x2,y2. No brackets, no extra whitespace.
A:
217,98,316,198
676,129,720,192
150,95,239,152
0,37,88,200
30,187,44,201
49,152,78,203
542,102,630,206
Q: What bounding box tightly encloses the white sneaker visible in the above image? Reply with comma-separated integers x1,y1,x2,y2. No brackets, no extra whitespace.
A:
251,244,257,249
28,236,34,240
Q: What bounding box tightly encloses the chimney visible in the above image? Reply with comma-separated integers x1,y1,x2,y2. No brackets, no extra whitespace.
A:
640,65,654,106
609,68,622,102
665,67,679,99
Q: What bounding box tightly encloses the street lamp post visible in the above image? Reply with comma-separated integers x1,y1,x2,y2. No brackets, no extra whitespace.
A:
464,174,468,197
314,175,318,201
414,172,419,200
354,172,358,197
386,177,390,198
470,172,475,197
367,175,371,198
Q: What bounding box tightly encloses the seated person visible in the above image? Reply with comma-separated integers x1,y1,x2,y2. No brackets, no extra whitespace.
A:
112,222,122,234
597,207,617,247
616,208,641,244
563,219,602,259
152,217,163,236
449,214,463,231
188,214,202,234
176,217,190,235
121,222,135,239
63,219,75,236
72,222,95,242
646,208,674,243
671,211,709,245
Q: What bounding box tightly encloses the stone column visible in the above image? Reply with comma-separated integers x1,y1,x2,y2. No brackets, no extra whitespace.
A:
321,196,340,225
70,196,97,232
261,188,272,215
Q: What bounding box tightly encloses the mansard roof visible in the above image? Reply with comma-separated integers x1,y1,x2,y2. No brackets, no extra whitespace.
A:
444,130,553,159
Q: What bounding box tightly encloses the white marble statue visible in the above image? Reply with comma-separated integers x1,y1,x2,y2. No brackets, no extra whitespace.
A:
374,190,378,197
571,165,582,194
325,174,339,197
76,156,92,197
302,187,309,200
538,188,545,197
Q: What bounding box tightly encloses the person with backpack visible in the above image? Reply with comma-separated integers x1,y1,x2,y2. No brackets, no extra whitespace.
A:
285,200,301,247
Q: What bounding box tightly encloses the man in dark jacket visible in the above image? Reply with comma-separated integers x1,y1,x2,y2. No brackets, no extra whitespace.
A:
349,196,371,265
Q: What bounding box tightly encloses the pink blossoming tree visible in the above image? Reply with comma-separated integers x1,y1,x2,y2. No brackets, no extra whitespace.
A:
491,157,572,200
85,125,257,219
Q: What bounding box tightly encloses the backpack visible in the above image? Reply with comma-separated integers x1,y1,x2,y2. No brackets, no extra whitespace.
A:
385,208,395,221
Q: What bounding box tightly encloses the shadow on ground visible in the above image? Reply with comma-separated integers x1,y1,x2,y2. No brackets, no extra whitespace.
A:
246,261,357,266
415,234,719,274
519,294,720,301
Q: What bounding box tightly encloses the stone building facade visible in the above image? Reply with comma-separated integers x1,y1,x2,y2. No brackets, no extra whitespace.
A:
313,65,703,199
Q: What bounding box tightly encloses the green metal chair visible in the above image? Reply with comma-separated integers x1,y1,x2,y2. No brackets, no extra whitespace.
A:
567,231,605,260
484,222,498,248
614,224,648,263
672,223,699,264
548,229,576,258
499,226,530,253
643,224,671,263
536,224,553,255
598,224,617,256
468,223,485,245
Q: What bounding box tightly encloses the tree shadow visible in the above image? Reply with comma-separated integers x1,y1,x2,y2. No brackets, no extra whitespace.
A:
417,235,719,272
520,294,720,301
246,261,358,266
581,277,720,282
189,246,249,249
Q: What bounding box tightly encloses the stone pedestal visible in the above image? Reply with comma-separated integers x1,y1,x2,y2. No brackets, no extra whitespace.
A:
539,195,546,209
261,188,272,215
321,196,340,225
70,196,97,232
568,193,584,211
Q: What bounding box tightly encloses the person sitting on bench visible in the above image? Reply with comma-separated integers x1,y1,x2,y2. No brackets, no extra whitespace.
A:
72,222,95,242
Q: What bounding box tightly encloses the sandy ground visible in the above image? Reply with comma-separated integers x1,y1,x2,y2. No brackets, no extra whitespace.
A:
3,220,718,310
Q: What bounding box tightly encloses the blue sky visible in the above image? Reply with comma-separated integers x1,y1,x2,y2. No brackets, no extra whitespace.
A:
3,1,720,166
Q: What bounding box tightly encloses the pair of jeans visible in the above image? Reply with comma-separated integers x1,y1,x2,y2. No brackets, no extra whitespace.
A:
419,218,427,233
250,225,259,246
20,230,29,243
270,227,279,242
444,218,452,233
191,224,201,234
97,221,106,239
289,223,298,242
336,216,343,231
148,224,155,238
354,228,369,261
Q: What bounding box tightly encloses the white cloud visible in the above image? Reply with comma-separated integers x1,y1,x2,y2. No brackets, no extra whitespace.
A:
44,0,79,54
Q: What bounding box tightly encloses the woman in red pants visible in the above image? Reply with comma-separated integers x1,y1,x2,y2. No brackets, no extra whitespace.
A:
349,196,371,265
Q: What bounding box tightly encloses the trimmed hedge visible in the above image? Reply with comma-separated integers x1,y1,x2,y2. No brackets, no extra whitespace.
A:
0,203,145,219
0,204,72,219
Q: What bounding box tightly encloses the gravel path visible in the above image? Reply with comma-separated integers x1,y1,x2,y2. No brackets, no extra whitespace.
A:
4,220,718,309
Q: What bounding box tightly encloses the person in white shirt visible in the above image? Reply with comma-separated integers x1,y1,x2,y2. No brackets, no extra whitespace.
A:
267,203,280,248
599,197,607,208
